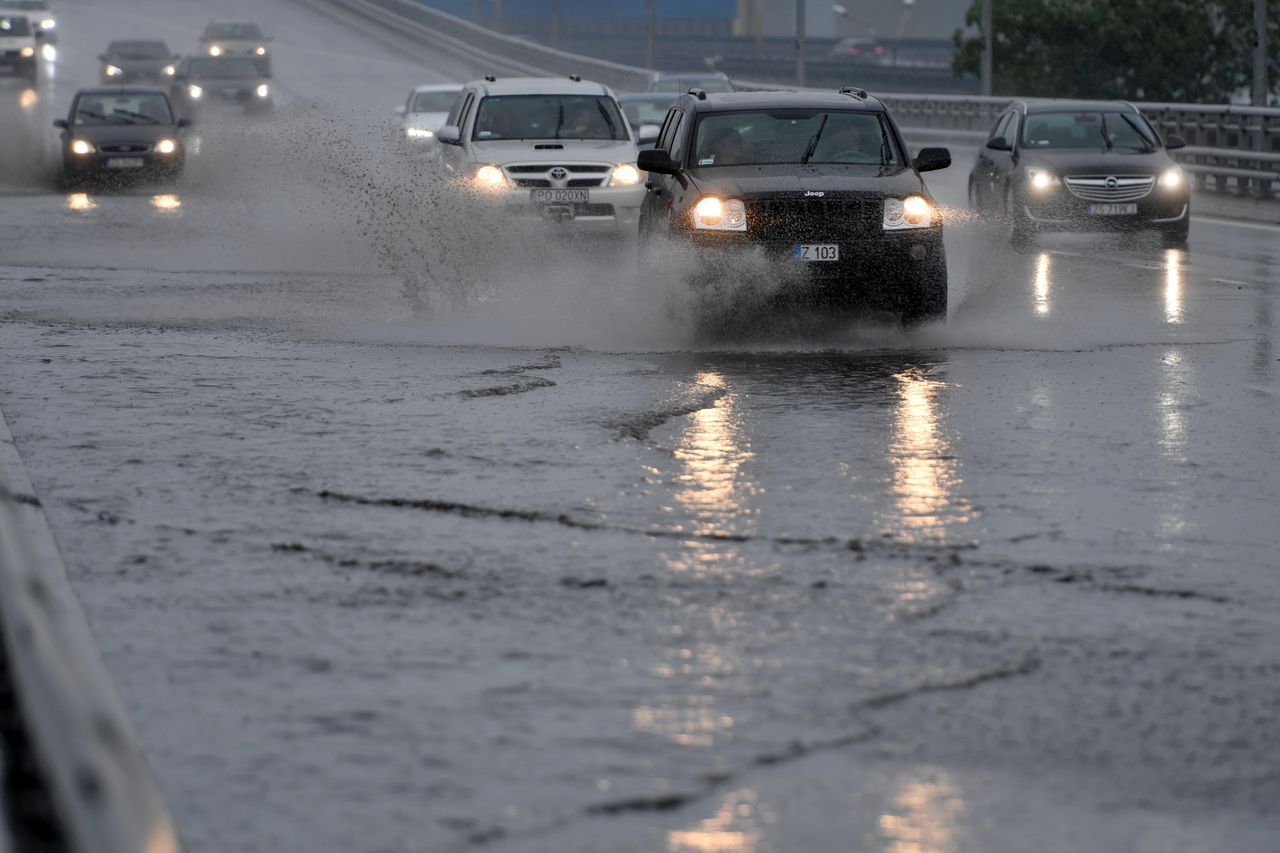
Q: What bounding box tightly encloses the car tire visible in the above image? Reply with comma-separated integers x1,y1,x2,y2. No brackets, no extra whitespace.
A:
901,251,948,327
1159,219,1189,248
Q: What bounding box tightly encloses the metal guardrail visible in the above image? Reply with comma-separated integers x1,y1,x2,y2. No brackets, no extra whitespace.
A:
322,0,1280,201
0,408,181,853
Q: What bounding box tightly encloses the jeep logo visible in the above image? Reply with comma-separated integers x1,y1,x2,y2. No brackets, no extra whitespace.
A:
804,191,825,197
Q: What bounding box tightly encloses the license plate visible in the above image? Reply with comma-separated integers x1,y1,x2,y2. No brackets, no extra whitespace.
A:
1088,203,1137,216
794,244,839,261
532,189,588,204
106,157,145,169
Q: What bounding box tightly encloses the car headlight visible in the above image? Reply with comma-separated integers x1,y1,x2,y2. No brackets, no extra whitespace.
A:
208,45,222,56
693,196,747,232
1025,167,1060,191
405,127,434,139
883,195,936,230
70,139,93,155
163,64,175,76
105,64,122,76
20,45,35,58
188,84,203,99
256,46,267,56
256,83,270,98
155,138,177,155
609,163,641,187
40,18,56,30
473,164,508,190
1159,167,1183,190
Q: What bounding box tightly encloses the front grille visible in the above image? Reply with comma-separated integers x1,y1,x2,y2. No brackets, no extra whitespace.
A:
747,196,882,240
100,143,153,154
506,164,610,174
514,178,551,188
1064,175,1154,202
567,178,606,188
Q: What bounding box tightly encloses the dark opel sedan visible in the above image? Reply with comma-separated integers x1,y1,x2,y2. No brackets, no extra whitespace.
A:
638,88,951,324
54,87,188,186
99,40,178,85
969,99,1190,246
170,56,272,118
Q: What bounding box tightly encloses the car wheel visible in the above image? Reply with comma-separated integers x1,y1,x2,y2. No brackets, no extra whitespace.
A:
901,252,948,327
1159,219,1189,248
1005,190,1034,248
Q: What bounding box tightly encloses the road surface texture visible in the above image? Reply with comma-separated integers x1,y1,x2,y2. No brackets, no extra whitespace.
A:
2,0,1279,851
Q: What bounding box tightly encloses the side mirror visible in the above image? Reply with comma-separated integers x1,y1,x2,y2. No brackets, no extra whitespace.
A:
97,54,107,62
52,118,68,129
638,147,678,175
176,117,192,129
913,147,951,172
1165,134,1187,151
985,137,1012,152
636,123,660,146
394,105,406,116
436,125,462,146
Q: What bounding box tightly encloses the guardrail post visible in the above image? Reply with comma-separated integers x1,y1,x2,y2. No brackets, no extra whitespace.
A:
1254,0,1270,107
795,0,806,87
980,0,993,96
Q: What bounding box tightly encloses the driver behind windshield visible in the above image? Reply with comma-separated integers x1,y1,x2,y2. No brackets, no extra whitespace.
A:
73,95,173,125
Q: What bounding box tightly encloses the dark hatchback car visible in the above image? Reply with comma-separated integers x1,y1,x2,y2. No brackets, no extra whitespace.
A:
99,40,177,84
638,88,951,324
54,87,188,186
198,20,271,76
170,56,272,119
970,99,1190,246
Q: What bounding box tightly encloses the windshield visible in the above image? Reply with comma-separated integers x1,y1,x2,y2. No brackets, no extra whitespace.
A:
204,22,264,40
620,97,673,127
412,90,459,113
472,95,629,141
188,58,260,79
692,110,900,168
0,15,32,35
72,93,174,125
1022,111,1159,150
108,41,171,60
2,1,47,9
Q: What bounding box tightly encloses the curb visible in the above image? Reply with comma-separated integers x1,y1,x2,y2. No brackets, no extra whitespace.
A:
0,405,181,853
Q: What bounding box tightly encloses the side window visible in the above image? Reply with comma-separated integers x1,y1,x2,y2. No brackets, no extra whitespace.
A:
989,112,1010,143
456,94,476,133
668,112,689,160
1001,112,1019,148
446,90,471,128
656,108,682,152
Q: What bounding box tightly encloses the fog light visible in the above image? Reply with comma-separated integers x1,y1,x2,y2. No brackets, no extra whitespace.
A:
156,138,177,155
70,139,93,155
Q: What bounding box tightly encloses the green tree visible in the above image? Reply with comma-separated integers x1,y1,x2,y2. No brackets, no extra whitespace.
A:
953,0,1279,102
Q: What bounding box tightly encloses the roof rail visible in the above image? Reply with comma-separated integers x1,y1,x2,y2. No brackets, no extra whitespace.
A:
569,74,581,82
688,87,707,100
484,74,497,82
839,86,868,99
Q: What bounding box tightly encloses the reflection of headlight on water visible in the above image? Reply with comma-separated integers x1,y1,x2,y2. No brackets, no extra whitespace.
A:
19,88,37,110
67,193,96,211
41,44,56,62
405,127,434,139
151,194,182,211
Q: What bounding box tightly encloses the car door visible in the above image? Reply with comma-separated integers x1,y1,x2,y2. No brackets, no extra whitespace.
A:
438,89,475,175
640,107,684,240
973,111,1010,208
989,111,1020,205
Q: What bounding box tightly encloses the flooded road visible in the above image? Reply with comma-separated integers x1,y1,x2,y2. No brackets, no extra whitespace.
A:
2,0,1279,851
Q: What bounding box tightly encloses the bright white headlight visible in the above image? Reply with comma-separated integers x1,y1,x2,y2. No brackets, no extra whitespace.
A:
1159,167,1183,189
188,84,203,99
1026,168,1059,191
693,196,747,231
208,45,222,56
20,45,35,58
40,18,56,30
256,83,270,98
473,164,507,189
70,139,93,155
155,138,177,155
105,64,122,76
163,64,175,76
256,46,267,56
405,127,434,139
609,163,641,187
883,195,936,230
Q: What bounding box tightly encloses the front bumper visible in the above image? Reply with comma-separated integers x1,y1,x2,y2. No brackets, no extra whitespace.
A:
0,54,36,77
1020,187,1190,231
484,183,645,233
63,151,184,178
186,91,273,114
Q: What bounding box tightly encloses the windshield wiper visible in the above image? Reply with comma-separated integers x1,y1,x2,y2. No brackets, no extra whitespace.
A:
112,109,161,124
800,114,829,165
1118,114,1157,151
595,101,619,140
553,102,565,140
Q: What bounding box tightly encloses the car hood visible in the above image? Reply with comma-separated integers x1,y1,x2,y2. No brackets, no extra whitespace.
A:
405,111,448,130
1018,149,1174,176
190,76,261,89
111,57,170,72
687,164,926,198
71,124,179,143
470,138,639,164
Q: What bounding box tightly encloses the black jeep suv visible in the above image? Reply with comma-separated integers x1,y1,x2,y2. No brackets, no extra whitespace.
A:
638,88,951,324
